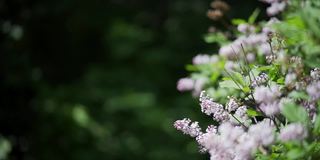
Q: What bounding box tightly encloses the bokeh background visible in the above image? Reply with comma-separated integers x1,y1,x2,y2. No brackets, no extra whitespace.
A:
0,0,266,159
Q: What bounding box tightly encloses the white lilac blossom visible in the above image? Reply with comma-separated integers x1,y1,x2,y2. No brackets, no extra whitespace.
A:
193,78,207,96
235,133,258,160
259,101,280,116
306,81,320,100
259,0,277,4
278,97,294,110
262,17,280,34
279,123,308,142
285,73,296,85
259,43,272,55
224,61,238,71
246,53,256,63
246,34,268,46
267,1,286,16
237,24,255,34
301,101,317,121
199,91,230,122
310,68,320,81
219,45,235,59
226,97,239,112
253,85,281,103
200,121,273,160
266,54,277,64
174,118,202,137
290,56,302,65
192,54,211,65
230,106,250,126
248,119,275,146
177,78,194,91
251,73,269,88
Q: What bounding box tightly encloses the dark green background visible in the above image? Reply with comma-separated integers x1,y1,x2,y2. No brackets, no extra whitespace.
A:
0,0,264,159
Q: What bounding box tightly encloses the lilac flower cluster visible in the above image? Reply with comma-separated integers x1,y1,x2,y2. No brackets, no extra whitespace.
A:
174,1,318,159
260,0,287,16
195,119,275,160
279,123,308,142
177,77,207,96
192,54,219,65
218,18,280,71
253,85,281,116
174,118,202,137
199,91,229,122
250,73,269,88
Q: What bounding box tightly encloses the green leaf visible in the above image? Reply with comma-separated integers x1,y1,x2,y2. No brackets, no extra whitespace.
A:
185,64,198,71
314,115,320,135
288,91,309,100
219,80,240,89
204,32,228,45
242,86,251,93
277,77,285,85
231,19,247,25
248,8,260,24
247,108,261,117
229,71,246,87
281,102,309,125
287,148,305,160
257,65,273,71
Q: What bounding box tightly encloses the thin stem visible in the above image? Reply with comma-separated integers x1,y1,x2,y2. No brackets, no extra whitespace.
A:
224,69,246,95
231,114,248,129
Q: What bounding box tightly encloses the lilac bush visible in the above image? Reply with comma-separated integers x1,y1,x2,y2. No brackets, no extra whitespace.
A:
174,0,320,159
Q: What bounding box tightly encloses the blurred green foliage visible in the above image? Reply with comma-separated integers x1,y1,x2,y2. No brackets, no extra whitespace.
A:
0,0,263,159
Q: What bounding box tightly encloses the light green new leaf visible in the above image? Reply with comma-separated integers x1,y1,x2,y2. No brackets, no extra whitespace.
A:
281,102,309,125
219,80,240,89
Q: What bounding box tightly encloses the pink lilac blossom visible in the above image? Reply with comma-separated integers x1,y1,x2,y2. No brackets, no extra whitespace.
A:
219,45,236,59
259,101,280,116
267,1,286,16
195,120,276,160
266,54,277,64
279,123,308,142
259,43,272,55
246,53,256,63
192,78,207,96
251,73,269,88
226,97,239,112
310,68,320,81
235,106,248,121
278,97,294,110
237,24,255,34
199,91,230,122
290,56,302,65
235,133,258,160
229,109,251,129
259,0,278,4
248,119,275,146
177,78,194,91
253,85,281,104
306,81,320,100
192,54,211,65
285,73,296,85
174,118,202,137
224,61,238,71
301,101,317,121
262,17,280,34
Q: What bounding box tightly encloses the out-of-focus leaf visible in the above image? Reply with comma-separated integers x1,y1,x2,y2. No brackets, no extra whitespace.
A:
288,91,309,100
231,19,247,25
281,102,309,125
219,80,239,89
248,8,260,24
287,148,305,160
204,32,228,45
